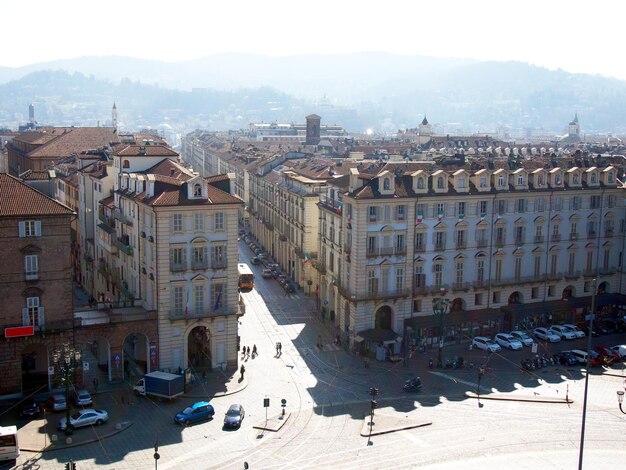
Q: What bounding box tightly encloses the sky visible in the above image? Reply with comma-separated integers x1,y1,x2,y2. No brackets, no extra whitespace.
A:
3,0,624,80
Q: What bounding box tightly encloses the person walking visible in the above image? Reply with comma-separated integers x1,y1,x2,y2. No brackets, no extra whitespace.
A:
278,342,282,354
252,344,258,357
246,346,250,357
276,342,280,355
240,364,245,380
93,377,99,393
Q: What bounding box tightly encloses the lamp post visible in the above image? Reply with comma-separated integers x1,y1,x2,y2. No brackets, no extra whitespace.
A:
51,342,82,435
432,291,450,368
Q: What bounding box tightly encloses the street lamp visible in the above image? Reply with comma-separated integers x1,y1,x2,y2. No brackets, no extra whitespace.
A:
51,342,82,435
432,291,450,368
617,390,626,414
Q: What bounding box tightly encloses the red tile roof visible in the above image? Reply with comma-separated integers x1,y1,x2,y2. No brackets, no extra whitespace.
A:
0,174,75,217
115,144,179,157
27,127,120,158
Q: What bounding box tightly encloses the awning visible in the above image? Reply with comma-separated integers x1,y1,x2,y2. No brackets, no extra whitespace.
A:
357,328,400,344
403,308,502,330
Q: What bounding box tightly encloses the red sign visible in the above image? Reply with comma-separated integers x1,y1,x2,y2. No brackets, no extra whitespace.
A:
5,326,35,338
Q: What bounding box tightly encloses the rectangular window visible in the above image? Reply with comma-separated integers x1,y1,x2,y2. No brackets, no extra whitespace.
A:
568,252,575,273
414,265,425,288
396,268,404,293
434,231,445,250
25,255,39,280
458,177,466,189
368,206,378,222
586,252,593,272
211,282,225,312
415,232,425,251
436,203,445,218
492,291,501,303
396,205,406,221
192,246,207,269
517,199,526,213
367,270,378,295
456,229,465,248
533,255,541,277
395,234,405,252
553,197,563,211
416,204,425,219
572,196,581,210
515,226,524,244
603,249,610,270
477,259,484,283
455,262,464,286
173,286,184,314
19,220,41,237
496,227,505,245
215,212,224,231
531,287,539,299
590,195,601,209
548,285,556,297
194,285,204,314
194,213,204,232
476,228,487,247
413,299,422,312
550,254,558,276
433,264,443,288
498,200,506,215
536,198,546,212
474,293,483,306
172,213,183,232
367,235,377,255
583,281,591,293
383,206,390,222
494,259,502,281
25,296,40,326
587,221,597,236
212,244,226,268
479,201,488,215
457,202,466,217
607,195,615,208
514,257,522,280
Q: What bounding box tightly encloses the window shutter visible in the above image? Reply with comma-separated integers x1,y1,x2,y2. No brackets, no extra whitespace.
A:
35,221,42,236
22,308,30,326
38,307,45,328
19,221,25,237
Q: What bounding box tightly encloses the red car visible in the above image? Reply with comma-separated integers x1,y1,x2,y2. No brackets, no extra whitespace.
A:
593,346,620,365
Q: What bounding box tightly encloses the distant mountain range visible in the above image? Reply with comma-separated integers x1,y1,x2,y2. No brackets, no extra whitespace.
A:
1,53,626,135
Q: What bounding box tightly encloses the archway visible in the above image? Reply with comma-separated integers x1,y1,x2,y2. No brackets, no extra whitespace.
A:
122,333,149,382
562,285,575,299
508,291,523,304
188,326,211,375
374,305,393,330
90,336,112,382
450,298,465,312
21,343,48,394
597,281,609,294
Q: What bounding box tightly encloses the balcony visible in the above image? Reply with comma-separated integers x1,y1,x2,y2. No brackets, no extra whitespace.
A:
317,262,327,275
476,239,488,248
569,233,579,241
587,231,597,239
599,266,618,275
169,307,232,321
473,280,488,289
455,241,467,250
279,234,287,242
451,282,471,291
191,260,209,270
514,238,524,246
564,270,581,280
433,242,446,252
319,195,343,215
495,238,505,248
534,235,544,243
98,213,116,228
551,233,561,242
211,258,227,269
119,280,133,300
343,245,351,255
414,243,426,253
113,208,133,226
342,288,410,302
295,246,305,259
113,238,133,256
545,271,563,281
583,269,596,278
605,228,614,238
413,285,428,295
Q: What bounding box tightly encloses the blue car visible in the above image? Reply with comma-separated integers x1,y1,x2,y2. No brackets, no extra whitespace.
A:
174,401,215,426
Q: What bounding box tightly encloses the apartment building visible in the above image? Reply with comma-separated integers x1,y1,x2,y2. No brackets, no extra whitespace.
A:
317,158,625,356
0,174,75,395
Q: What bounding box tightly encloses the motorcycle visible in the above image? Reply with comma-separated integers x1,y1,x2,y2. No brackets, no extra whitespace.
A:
403,377,422,392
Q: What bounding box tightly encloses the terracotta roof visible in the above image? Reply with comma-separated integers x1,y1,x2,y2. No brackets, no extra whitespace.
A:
100,196,115,208
13,130,59,145
0,174,75,217
18,169,55,181
28,127,120,158
115,144,179,157
144,158,193,179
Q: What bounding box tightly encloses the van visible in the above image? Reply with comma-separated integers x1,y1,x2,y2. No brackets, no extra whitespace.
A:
0,425,19,462
570,349,602,367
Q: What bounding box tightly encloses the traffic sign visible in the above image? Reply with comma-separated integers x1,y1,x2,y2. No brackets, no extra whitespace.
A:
263,398,270,407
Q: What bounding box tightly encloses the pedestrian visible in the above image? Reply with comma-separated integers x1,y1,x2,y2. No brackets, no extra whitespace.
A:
317,334,322,349
278,342,282,353
252,344,258,357
242,346,246,357
276,342,279,355
246,346,250,357
364,356,370,368
93,377,99,393
240,364,245,380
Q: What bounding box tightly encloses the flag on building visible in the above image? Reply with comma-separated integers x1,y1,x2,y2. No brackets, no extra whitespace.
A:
213,286,223,312
185,287,189,316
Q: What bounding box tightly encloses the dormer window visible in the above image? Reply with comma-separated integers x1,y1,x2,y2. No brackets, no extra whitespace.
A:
458,177,466,189
591,173,597,184
383,178,390,191
417,177,424,189
193,184,202,197
517,175,524,186
572,174,579,184
608,172,615,184
123,160,130,169
555,174,561,185
480,176,487,188
437,177,444,189
498,175,505,187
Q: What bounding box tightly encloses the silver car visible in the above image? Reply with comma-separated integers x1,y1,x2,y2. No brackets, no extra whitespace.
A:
72,389,93,407
533,327,561,343
58,409,108,431
495,333,523,350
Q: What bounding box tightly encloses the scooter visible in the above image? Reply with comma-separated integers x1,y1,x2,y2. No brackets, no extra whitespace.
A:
428,359,434,369
403,377,422,392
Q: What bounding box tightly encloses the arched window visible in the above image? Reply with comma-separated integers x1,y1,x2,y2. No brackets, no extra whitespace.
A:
590,173,597,183
383,178,390,190
555,174,561,184
538,175,544,186
417,177,424,189
193,184,202,197
437,177,444,189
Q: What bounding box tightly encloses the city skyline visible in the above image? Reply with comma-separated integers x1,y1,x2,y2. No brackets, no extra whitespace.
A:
3,0,625,81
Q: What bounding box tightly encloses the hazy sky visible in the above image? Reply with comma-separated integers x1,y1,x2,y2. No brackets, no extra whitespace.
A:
4,0,623,80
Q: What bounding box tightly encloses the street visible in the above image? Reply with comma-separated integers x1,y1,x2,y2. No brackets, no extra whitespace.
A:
10,238,626,469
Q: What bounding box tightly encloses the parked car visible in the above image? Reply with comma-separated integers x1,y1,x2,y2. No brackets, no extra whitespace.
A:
471,336,501,353
594,322,612,335
45,394,67,412
72,389,93,407
509,331,536,347
495,333,523,350
562,324,586,339
593,346,620,365
570,349,603,367
576,322,600,337
261,269,273,279
602,319,626,334
174,401,215,426
19,398,41,418
609,344,626,360
223,404,245,428
533,327,561,342
58,409,109,431
548,325,577,340
554,350,578,366
250,257,261,265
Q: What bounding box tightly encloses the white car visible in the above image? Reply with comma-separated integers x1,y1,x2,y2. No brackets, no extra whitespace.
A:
58,409,109,431
495,333,523,350
533,327,561,342
562,324,586,339
548,325,577,340
610,344,626,359
472,336,501,353
509,331,536,347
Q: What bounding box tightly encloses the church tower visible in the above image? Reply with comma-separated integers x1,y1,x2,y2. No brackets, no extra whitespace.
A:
568,113,580,137
418,116,432,136
112,102,118,130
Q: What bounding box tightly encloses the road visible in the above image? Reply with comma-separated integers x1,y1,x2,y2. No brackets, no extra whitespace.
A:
11,238,626,469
